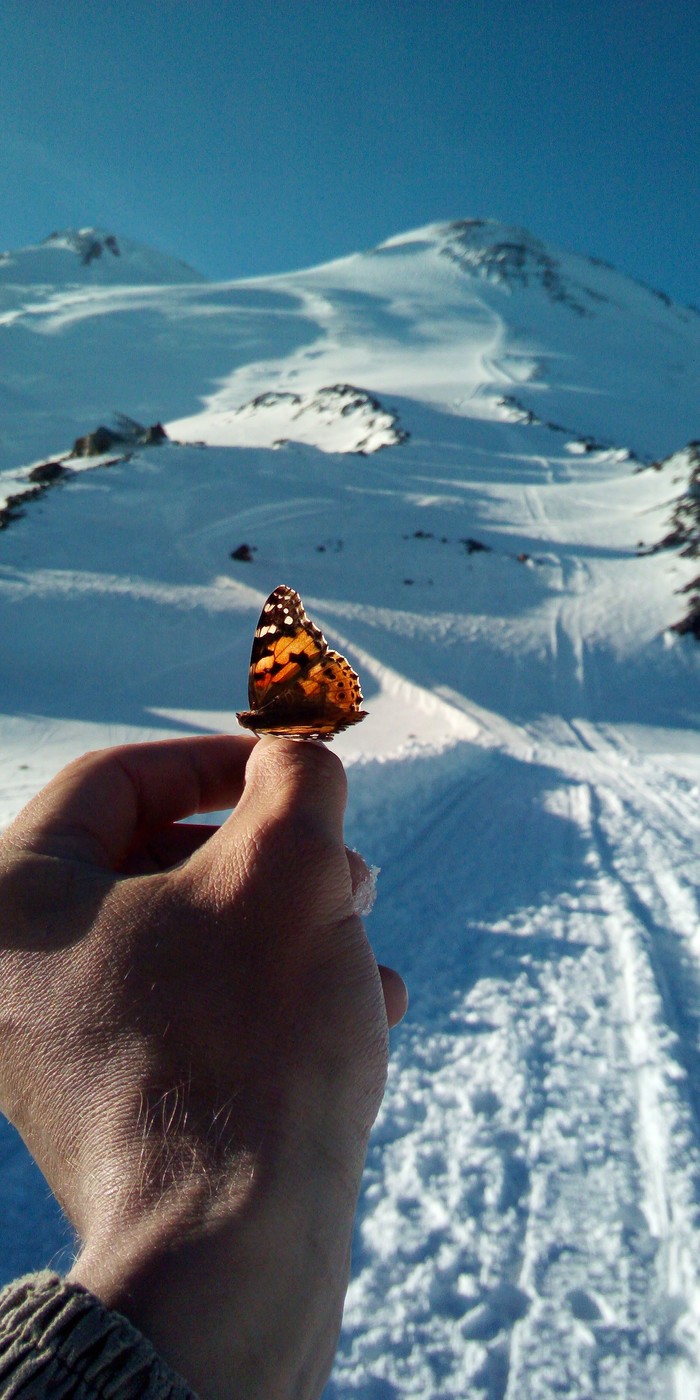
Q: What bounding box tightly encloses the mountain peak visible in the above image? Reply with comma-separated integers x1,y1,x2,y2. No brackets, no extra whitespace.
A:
42,228,126,266
372,217,686,318
437,218,594,315
0,227,206,287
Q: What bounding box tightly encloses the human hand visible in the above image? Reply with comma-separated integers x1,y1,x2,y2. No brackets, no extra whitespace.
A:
0,735,407,1398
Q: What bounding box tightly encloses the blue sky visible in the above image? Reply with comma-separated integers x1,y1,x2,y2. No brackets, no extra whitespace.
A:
1,1,698,305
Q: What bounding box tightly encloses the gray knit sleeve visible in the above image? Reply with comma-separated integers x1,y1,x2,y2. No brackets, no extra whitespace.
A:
0,1271,195,1398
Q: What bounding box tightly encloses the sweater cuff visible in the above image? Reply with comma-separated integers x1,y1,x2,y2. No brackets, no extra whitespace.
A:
0,1270,195,1398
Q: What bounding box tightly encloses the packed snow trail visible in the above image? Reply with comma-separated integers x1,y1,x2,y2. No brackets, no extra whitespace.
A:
333,731,700,1398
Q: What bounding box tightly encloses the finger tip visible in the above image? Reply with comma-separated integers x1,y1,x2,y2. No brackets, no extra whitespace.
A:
247,735,347,792
241,737,348,838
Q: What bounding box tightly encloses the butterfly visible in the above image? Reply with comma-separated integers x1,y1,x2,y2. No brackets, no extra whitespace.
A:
236,584,368,742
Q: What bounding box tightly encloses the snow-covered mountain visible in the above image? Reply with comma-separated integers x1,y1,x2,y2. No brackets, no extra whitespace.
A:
2,218,699,476
1,221,700,1398
0,226,205,288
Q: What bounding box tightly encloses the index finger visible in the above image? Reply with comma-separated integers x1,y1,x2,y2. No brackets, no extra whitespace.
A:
3,735,257,870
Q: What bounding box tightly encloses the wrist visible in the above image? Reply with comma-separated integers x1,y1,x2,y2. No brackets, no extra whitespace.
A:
70,1136,364,1400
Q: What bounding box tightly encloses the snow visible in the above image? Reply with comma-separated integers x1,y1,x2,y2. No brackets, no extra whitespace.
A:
1,222,700,1396
173,384,409,455
0,226,205,288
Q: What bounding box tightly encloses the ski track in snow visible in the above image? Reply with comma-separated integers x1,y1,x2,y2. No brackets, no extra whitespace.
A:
333,724,700,1399
1,220,700,1399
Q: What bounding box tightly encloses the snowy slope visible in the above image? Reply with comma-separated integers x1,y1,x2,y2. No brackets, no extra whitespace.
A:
0,226,205,288
1,221,700,1398
168,218,700,464
2,219,699,478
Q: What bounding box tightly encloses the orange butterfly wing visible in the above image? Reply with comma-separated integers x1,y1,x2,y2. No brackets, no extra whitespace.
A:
236,585,367,742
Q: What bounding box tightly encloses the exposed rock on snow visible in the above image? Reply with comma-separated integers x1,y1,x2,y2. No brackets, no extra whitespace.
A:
230,542,257,563
646,442,700,638
71,417,167,457
46,229,122,266
179,384,409,455
671,579,700,639
650,442,700,557
438,219,595,315
0,226,206,287
0,483,45,530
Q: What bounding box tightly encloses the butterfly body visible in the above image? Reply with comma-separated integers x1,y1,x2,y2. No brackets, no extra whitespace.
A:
236,585,367,742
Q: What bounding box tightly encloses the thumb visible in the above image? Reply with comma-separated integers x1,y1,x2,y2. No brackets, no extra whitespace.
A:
238,736,348,845
188,738,353,925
